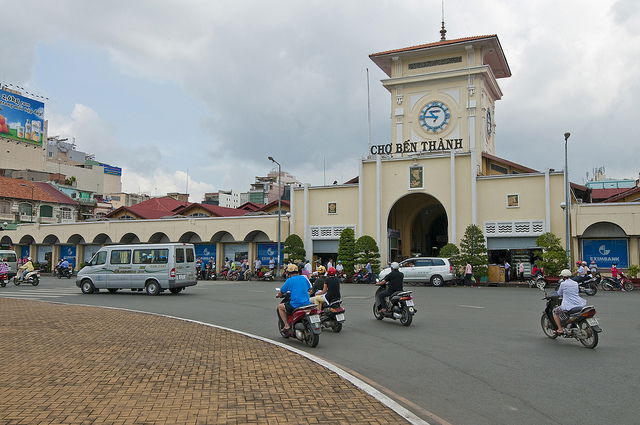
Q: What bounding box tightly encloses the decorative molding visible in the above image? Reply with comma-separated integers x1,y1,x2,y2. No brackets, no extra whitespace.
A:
310,225,356,240
484,220,545,237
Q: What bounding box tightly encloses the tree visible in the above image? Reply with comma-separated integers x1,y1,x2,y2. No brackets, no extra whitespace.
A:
534,232,567,277
283,233,305,263
355,235,381,274
439,243,462,275
337,228,356,277
458,224,488,281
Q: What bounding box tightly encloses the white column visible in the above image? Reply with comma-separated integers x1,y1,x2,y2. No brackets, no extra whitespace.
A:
290,187,296,235
303,184,311,259
468,91,477,225
358,159,364,238
375,155,382,246
450,149,457,243
545,169,551,232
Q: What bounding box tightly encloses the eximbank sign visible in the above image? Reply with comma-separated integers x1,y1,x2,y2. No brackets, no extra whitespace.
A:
0,88,45,146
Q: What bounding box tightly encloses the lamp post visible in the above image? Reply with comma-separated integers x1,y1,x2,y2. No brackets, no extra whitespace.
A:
19,184,35,223
268,156,282,277
563,132,571,267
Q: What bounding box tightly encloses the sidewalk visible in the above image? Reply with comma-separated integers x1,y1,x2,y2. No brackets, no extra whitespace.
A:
0,299,406,425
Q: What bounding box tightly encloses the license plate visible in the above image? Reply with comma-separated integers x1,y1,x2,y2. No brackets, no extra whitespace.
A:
178,275,186,280
586,318,599,326
405,300,414,306
335,313,345,322
309,315,320,323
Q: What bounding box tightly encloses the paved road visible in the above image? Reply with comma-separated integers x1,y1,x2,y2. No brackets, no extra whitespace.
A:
2,278,638,425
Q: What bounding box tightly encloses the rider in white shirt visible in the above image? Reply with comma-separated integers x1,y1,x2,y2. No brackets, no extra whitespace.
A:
553,269,587,335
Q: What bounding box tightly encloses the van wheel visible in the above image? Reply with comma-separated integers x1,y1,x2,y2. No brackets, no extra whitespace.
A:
431,275,444,287
169,288,182,294
80,279,95,294
145,280,160,296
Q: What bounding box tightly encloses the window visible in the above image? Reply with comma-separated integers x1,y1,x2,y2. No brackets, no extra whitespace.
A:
39,205,53,218
189,213,208,217
490,163,508,174
415,259,433,267
119,215,135,220
60,207,72,220
110,195,121,201
0,200,10,214
110,250,131,265
186,248,194,263
175,248,185,263
3,253,16,262
506,194,520,208
431,259,446,266
92,251,107,266
133,249,169,264
19,203,32,216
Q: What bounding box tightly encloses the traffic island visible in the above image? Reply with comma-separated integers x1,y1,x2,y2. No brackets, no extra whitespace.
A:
0,299,406,425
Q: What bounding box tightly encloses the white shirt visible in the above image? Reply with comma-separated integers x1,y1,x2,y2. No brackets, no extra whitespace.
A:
327,261,333,268
577,266,587,276
336,264,343,272
304,262,312,273
558,278,587,311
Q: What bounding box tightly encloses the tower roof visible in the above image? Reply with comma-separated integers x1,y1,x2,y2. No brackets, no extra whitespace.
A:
370,34,511,79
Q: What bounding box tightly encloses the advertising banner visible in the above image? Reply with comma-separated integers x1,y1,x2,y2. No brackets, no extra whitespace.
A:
61,245,77,267
21,245,29,259
257,243,284,265
195,244,216,263
0,89,45,145
582,239,628,269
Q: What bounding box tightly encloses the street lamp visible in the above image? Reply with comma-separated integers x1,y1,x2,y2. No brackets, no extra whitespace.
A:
19,184,35,223
268,156,282,277
563,132,571,267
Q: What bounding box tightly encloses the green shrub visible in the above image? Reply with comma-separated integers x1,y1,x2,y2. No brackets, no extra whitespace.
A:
355,235,381,274
337,228,356,277
283,234,306,263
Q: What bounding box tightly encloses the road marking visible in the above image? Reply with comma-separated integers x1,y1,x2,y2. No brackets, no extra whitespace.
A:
344,296,370,299
457,304,485,309
0,294,64,298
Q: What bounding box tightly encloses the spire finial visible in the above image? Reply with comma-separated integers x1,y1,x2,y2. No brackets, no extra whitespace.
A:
440,0,447,40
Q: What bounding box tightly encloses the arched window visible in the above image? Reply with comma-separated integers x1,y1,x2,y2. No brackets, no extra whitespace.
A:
18,203,32,216
39,205,53,218
0,200,10,214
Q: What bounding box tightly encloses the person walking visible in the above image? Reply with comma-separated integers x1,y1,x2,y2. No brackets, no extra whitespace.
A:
504,261,511,282
518,262,525,281
464,262,473,287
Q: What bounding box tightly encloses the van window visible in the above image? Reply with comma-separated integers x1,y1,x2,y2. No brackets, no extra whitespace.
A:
4,253,17,262
133,249,169,264
175,248,185,263
110,250,131,265
431,259,446,266
93,251,107,266
415,259,433,267
186,248,194,263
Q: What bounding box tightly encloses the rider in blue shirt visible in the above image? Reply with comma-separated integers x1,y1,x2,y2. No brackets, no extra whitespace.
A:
59,259,70,273
277,263,311,331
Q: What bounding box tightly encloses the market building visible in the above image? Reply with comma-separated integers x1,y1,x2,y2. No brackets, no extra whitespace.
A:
2,33,639,276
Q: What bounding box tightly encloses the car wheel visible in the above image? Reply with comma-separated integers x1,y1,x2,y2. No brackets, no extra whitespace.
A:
431,275,444,287
80,279,95,294
145,280,160,296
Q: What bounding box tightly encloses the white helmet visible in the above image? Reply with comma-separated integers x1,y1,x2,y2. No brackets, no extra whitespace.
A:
390,262,400,270
560,269,572,277
27,257,32,261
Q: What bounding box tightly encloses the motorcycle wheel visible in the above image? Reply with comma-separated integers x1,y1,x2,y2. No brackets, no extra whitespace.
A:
332,322,343,333
277,314,289,338
623,281,634,292
31,277,39,286
540,313,559,339
577,322,598,349
585,282,597,296
67,273,72,279
304,324,319,348
1,281,6,287
372,303,384,320
399,306,413,327
14,278,20,286
601,279,612,291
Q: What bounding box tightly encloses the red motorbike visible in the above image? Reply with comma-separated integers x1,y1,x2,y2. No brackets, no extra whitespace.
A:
276,288,322,347
0,272,10,287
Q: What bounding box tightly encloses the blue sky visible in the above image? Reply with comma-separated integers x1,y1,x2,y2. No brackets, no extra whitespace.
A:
2,0,639,201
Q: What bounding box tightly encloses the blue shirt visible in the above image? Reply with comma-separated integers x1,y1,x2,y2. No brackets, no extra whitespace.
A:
280,275,311,308
60,260,69,268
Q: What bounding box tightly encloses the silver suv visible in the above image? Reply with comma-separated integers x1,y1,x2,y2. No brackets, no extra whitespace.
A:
379,257,454,287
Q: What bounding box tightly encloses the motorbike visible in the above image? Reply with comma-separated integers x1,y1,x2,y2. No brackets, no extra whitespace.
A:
319,299,346,333
553,274,598,296
537,281,601,349
205,265,217,280
275,288,322,347
352,270,371,284
528,276,547,288
372,282,416,326
13,270,41,286
255,269,274,281
601,273,634,292
57,266,73,279
0,272,10,287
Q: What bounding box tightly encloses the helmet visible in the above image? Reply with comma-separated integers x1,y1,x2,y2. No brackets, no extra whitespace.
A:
327,267,337,276
560,269,572,277
286,263,298,272
390,262,400,270
316,265,326,274
27,257,31,261
575,261,581,265
581,261,587,265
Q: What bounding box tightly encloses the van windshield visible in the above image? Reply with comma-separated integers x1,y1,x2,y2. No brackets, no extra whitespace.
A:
4,253,16,262
89,251,107,266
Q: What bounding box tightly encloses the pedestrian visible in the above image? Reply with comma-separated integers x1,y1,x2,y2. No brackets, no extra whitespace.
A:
327,258,334,269
464,262,473,287
254,257,262,273
268,256,275,272
504,261,511,282
589,259,598,275
518,262,525,281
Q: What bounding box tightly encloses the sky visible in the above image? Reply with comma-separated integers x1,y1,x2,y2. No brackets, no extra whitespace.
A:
1,0,638,202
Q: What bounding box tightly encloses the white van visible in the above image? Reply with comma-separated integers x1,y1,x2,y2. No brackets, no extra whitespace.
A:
76,243,197,295
0,249,18,278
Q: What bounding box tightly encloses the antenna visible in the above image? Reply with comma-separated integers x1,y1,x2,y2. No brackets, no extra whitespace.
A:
440,0,447,40
366,68,372,153
186,168,189,195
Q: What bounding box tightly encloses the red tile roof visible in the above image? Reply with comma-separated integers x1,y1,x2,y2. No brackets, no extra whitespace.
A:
482,153,538,174
590,188,629,201
0,176,77,205
238,202,264,212
106,196,191,219
177,203,247,217
602,186,640,203
259,200,290,212
370,35,497,58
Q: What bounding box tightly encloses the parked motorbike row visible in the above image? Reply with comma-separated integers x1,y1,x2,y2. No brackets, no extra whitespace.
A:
529,272,634,294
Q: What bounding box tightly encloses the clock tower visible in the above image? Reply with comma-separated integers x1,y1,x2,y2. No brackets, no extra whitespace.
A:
369,34,511,165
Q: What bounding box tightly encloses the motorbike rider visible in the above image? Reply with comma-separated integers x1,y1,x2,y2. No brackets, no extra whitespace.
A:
58,258,70,276
577,261,588,277
553,269,587,335
375,261,404,312
309,266,328,309
17,257,34,281
277,263,312,331
0,257,9,277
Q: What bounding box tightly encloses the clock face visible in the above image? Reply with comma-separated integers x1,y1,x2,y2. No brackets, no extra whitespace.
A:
419,101,450,133
486,109,492,137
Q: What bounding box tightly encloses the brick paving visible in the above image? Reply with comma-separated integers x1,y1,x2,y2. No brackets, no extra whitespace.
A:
0,299,405,425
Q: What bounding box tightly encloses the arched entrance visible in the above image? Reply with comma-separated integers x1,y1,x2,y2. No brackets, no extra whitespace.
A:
387,193,448,261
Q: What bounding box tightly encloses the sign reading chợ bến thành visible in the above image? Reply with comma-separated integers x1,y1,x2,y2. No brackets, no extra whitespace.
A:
370,138,463,155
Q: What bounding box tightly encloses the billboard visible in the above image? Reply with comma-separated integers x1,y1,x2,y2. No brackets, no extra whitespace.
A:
257,243,284,265
582,239,628,269
61,245,77,267
195,244,216,263
0,88,45,146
